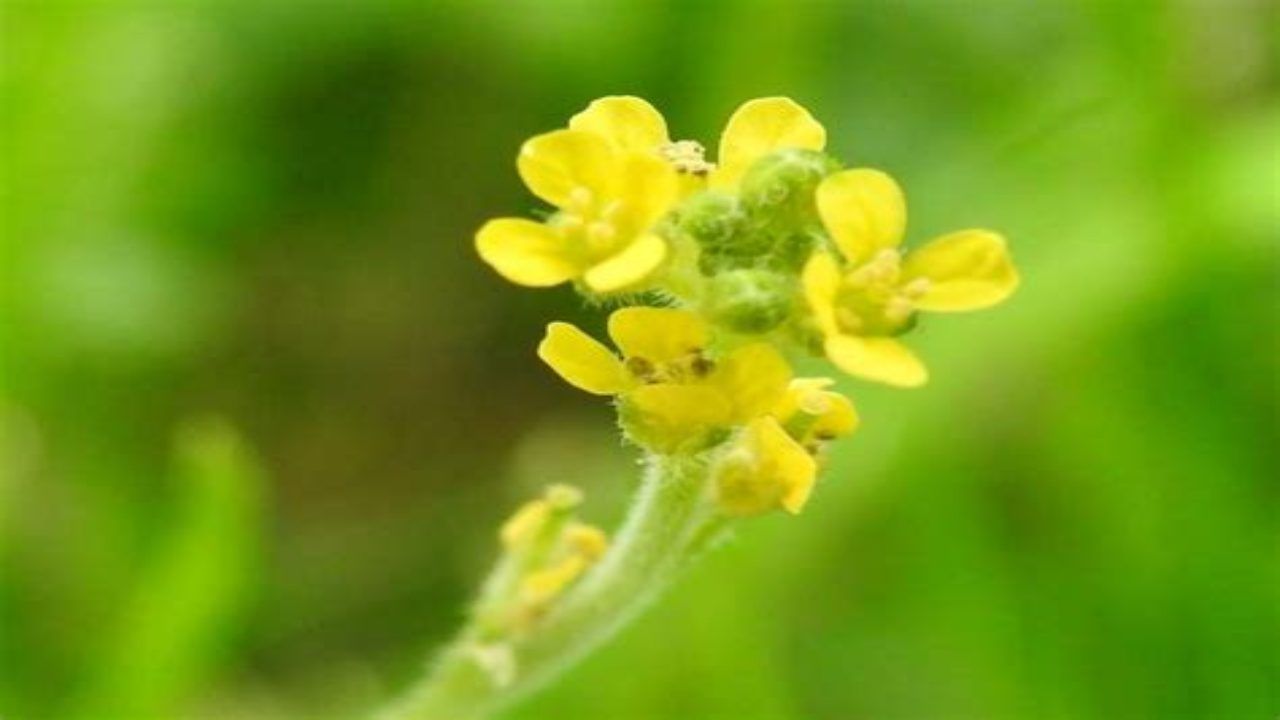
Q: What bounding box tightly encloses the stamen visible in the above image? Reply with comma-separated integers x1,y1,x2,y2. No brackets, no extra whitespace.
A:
658,140,716,176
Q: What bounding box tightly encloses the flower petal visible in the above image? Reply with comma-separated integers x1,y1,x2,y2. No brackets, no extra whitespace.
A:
611,152,679,235
568,96,670,154
583,233,668,293
628,384,733,429
712,343,792,422
801,252,842,335
816,169,906,264
517,129,615,208
810,391,859,439
537,322,630,395
752,417,817,515
712,97,826,189
770,377,834,425
476,218,578,287
607,306,707,363
824,335,927,388
902,230,1019,312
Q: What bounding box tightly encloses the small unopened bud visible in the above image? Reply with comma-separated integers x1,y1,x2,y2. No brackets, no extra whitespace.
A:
499,500,551,549
564,522,609,562
738,149,838,223
705,269,794,335
676,191,748,258
544,483,583,510
520,555,588,606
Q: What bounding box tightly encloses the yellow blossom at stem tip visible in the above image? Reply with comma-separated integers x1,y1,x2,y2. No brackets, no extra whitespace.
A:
476,127,678,293
803,168,1019,387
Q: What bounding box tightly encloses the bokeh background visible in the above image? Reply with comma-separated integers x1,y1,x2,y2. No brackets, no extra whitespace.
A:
3,1,1277,718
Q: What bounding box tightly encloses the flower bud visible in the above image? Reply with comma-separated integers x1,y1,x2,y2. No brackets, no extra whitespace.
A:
676,191,748,257
704,269,794,335
738,149,838,225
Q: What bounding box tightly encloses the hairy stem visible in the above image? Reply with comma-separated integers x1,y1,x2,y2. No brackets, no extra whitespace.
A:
376,453,726,720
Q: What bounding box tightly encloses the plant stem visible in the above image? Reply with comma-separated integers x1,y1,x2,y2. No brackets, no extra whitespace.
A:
376,453,726,720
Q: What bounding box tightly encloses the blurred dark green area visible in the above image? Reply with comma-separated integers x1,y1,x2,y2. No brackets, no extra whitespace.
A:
2,0,1277,718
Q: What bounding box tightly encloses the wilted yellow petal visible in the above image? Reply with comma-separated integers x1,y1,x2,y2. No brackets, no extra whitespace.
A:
902,230,1019,312
537,322,630,395
752,417,818,514
475,218,578,287
712,97,825,189
517,129,615,208
583,234,668,293
569,96,669,154
715,417,816,517
711,343,792,422
816,169,906,264
824,335,927,388
801,252,842,335
607,307,707,363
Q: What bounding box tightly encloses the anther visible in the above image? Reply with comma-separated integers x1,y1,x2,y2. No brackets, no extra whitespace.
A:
658,140,716,176
690,355,716,377
625,356,656,381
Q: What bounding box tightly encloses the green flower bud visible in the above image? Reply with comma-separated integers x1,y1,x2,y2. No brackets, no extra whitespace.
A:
704,269,794,335
676,191,748,257
738,148,839,225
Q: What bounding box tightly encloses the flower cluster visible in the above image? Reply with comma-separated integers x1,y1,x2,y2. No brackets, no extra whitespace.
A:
477,95,1018,522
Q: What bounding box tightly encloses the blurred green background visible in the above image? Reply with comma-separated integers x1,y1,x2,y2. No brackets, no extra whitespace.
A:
2,1,1277,718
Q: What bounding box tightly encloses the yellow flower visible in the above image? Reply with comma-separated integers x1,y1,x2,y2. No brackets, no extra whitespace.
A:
714,416,817,516
566,95,826,193
536,306,791,450
803,169,1019,387
475,128,678,292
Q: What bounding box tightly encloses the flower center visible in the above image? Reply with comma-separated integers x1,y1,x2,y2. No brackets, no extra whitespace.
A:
553,191,627,263
624,350,715,385
658,140,716,176
833,249,931,336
